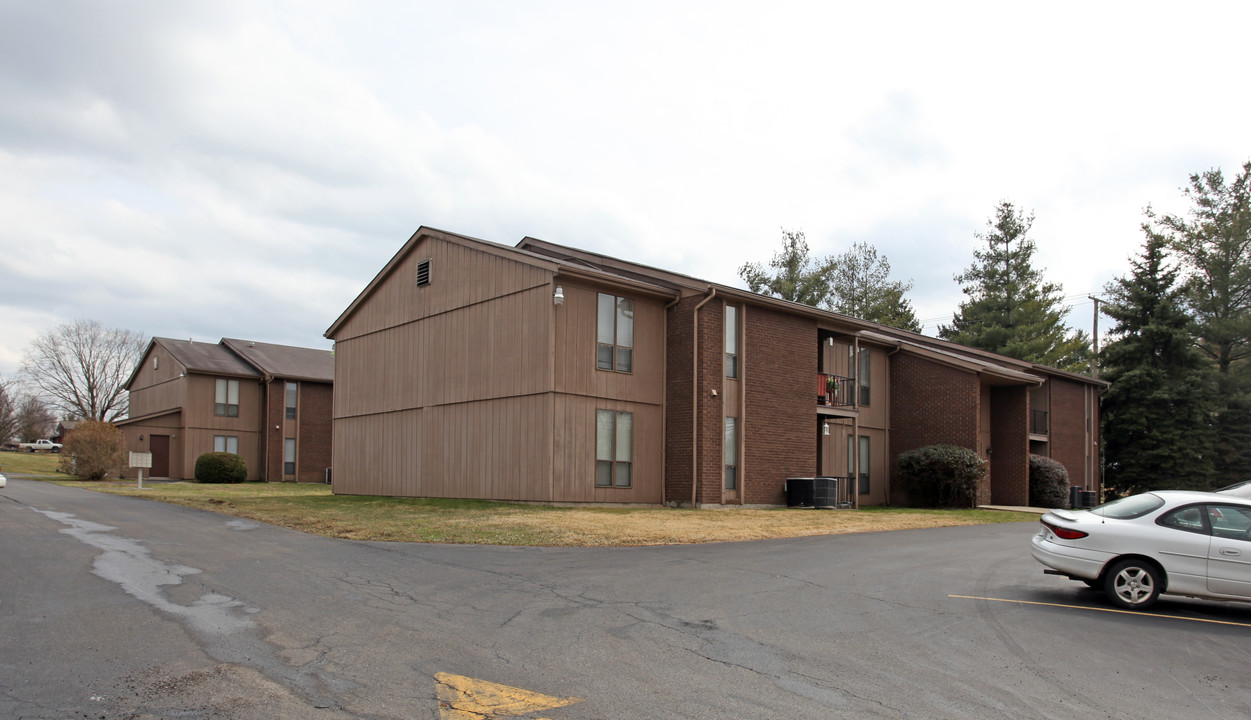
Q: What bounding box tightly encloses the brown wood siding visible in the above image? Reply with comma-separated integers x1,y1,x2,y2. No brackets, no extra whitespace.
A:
333,235,553,342
128,343,189,419
552,281,666,405
334,287,554,419
331,395,553,500
552,395,663,504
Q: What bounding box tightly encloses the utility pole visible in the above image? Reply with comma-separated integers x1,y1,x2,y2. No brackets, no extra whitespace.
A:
1088,295,1102,378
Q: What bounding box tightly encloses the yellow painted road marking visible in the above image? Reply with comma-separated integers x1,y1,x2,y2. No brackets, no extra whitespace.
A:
435,672,582,720
949,594,1251,628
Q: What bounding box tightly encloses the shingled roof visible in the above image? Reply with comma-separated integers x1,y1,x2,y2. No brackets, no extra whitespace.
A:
222,338,334,382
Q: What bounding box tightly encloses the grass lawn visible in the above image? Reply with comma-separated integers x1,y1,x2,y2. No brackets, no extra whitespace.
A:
55,480,1037,547
0,451,66,478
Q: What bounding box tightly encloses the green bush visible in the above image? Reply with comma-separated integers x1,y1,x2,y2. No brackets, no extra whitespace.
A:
898,444,987,508
1029,454,1071,509
195,452,247,483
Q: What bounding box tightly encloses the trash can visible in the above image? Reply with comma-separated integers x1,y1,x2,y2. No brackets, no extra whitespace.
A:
1069,486,1082,509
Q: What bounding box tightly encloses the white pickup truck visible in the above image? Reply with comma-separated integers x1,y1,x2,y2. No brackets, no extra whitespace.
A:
19,439,62,453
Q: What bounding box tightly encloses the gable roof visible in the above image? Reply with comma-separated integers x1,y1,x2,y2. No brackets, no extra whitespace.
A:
153,337,260,378
222,338,334,382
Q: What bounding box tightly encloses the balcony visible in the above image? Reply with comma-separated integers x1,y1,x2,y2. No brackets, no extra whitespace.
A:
817,373,855,408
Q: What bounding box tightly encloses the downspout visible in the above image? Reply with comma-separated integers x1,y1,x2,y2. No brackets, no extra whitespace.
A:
663,293,681,505
692,287,717,508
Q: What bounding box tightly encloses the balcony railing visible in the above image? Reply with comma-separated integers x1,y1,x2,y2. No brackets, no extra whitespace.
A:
817,373,855,408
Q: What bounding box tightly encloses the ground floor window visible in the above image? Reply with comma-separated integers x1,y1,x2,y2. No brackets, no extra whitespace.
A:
848,435,870,494
595,410,633,488
724,417,738,490
284,438,296,476
213,435,238,454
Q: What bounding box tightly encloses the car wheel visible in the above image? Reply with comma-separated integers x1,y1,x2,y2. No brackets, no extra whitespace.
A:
1104,559,1162,610
52,447,60,453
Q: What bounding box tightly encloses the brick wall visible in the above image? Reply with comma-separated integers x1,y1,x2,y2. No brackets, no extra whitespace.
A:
742,306,815,506
261,379,333,483
890,353,982,504
990,386,1029,506
298,382,333,483
665,296,696,505
1048,378,1094,490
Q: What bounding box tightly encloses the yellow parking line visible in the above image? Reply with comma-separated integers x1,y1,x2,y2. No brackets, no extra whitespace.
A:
948,595,1251,628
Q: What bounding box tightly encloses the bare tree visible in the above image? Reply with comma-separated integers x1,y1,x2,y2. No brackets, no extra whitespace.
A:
0,375,17,444
15,394,56,442
19,319,146,422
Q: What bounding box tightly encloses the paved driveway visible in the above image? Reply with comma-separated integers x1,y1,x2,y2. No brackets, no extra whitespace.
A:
3,479,1249,719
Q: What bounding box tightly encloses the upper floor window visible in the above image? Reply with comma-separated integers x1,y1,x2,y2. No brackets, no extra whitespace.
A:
854,347,871,406
597,293,634,373
285,381,298,420
215,378,239,417
725,305,739,379
595,409,633,488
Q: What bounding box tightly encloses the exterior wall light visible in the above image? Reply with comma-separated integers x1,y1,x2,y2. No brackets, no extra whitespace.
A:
553,286,565,305
822,422,830,436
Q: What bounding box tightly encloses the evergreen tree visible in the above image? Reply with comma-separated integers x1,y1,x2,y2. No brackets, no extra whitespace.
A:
1157,161,1251,380
826,241,923,332
940,201,1090,371
1100,228,1217,494
738,229,834,307
1154,162,1251,486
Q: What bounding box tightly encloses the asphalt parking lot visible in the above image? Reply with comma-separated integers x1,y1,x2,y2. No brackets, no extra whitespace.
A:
3,478,1249,719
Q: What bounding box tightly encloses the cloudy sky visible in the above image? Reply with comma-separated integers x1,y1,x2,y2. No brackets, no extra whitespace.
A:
1,1,1247,377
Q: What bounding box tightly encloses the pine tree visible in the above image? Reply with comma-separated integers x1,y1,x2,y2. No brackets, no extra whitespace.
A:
940,202,1089,370
826,241,922,332
1100,228,1217,494
738,229,834,307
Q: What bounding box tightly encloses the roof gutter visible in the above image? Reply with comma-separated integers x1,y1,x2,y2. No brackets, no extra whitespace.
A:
692,287,717,508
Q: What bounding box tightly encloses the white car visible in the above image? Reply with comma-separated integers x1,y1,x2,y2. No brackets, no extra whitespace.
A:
1031,490,1251,610
1217,480,1251,498
0,472,6,489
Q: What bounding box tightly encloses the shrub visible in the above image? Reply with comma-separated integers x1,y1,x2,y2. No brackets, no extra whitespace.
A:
898,444,987,508
1029,454,1071,509
58,420,127,481
195,452,247,483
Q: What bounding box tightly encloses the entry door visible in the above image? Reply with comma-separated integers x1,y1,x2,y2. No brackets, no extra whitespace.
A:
150,435,170,477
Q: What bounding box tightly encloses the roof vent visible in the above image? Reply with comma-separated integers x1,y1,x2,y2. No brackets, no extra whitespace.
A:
416,259,432,287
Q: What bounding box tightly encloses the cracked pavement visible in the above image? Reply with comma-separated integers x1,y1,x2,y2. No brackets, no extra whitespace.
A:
3,479,1250,719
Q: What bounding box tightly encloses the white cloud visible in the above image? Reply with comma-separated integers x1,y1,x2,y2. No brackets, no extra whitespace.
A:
0,0,1247,377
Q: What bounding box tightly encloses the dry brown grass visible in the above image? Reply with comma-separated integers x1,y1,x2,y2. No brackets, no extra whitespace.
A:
58,481,1035,546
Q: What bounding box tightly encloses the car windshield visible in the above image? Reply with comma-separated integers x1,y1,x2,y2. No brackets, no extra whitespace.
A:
1090,493,1165,519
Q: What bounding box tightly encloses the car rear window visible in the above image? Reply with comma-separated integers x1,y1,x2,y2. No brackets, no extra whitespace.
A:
1090,493,1165,519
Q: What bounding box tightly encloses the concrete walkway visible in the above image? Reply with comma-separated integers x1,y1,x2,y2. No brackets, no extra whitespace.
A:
979,505,1049,515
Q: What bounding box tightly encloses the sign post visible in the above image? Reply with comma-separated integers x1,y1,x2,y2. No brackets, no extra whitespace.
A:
130,451,153,489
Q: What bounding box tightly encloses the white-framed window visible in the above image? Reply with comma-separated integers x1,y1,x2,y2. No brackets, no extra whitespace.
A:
285,381,298,420
595,410,633,488
724,417,738,490
213,435,239,454
725,305,739,379
215,378,239,417
597,293,634,373
284,438,296,476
